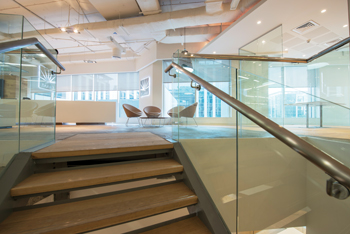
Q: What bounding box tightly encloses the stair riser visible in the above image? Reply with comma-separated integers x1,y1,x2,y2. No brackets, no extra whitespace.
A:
33,149,173,165
12,172,183,199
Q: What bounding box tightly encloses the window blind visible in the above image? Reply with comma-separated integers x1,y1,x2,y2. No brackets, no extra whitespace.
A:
56,75,71,92
118,72,139,91
71,74,94,92
94,74,118,91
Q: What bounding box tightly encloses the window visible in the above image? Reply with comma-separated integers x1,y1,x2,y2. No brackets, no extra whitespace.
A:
56,72,139,121
162,60,231,118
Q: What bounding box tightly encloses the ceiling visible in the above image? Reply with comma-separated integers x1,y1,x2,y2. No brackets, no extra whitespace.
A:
0,0,260,63
200,0,350,59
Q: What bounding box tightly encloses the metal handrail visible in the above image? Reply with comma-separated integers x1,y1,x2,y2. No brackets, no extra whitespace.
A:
174,37,350,63
0,38,65,72
165,62,350,195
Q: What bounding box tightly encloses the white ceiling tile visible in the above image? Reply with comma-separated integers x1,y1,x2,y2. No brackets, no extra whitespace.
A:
284,37,304,48
312,32,339,44
302,26,330,39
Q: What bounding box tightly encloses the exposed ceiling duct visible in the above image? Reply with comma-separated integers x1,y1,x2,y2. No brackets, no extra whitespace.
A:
162,25,229,43
109,36,126,59
0,0,260,60
136,0,162,15
230,0,241,10
205,0,223,14
36,1,259,41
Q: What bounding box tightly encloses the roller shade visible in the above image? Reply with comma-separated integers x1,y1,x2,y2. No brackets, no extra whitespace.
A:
72,74,94,92
57,75,71,92
57,72,139,92
94,74,118,91
118,72,138,91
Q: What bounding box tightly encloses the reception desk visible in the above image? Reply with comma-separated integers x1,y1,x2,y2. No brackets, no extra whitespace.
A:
56,101,116,124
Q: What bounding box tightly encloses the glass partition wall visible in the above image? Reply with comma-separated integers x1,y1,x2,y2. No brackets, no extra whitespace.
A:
0,13,57,175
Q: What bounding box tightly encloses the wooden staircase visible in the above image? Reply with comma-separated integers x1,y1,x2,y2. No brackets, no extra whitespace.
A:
0,132,212,234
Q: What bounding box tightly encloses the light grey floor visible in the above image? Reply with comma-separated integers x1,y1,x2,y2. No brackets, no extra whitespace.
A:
55,124,271,141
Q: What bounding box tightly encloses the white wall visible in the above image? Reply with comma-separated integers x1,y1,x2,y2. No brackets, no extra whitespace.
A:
56,101,116,123
139,64,154,112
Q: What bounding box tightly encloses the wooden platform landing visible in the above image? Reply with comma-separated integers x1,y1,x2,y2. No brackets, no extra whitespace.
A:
32,132,173,159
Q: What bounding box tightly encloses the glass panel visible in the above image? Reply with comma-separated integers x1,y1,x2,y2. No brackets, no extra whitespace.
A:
237,115,309,234
19,17,57,151
172,43,350,233
0,14,23,175
239,25,283,57
0,14,23,43
170,50,238,232
0,49,21,174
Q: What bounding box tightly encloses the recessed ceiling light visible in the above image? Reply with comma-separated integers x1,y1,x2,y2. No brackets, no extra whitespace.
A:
73,29,79,33
303,55,306,57
60,27,66,32
285,48,288,51
213,51,216,54
343,25,348,28
257,21,261,24
262,40,265,44
321,9,326,13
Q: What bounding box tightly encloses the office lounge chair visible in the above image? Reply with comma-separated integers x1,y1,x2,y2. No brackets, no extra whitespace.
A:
167,106,185,118
179,102,198,127
122,104,142,127
143,106,161,118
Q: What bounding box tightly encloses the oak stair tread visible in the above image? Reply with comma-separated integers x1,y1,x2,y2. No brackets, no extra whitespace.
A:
140,217,212,234
0,182,197,234
32,132,173,159
11,159,183,197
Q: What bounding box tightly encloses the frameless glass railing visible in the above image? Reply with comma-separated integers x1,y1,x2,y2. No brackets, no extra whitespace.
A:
0,13,59,176
169,50,238,232
166,47,350,234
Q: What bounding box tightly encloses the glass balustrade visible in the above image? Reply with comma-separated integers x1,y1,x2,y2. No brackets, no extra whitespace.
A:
168,43,350,233
0,13,57,176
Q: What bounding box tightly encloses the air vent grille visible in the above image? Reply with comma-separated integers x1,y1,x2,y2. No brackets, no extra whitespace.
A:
293,20,319,34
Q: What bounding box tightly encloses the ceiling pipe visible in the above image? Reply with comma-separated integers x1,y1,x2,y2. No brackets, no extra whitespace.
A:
230,0,241,10
35,0,259,41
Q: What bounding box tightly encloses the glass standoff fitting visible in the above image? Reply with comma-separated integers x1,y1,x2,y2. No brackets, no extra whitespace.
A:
326,177,350,200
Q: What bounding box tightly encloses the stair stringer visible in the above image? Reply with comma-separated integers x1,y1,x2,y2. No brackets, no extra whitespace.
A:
173,142,231,234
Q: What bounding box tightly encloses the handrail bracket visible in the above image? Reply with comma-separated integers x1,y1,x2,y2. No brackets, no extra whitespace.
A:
191,80,201,91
